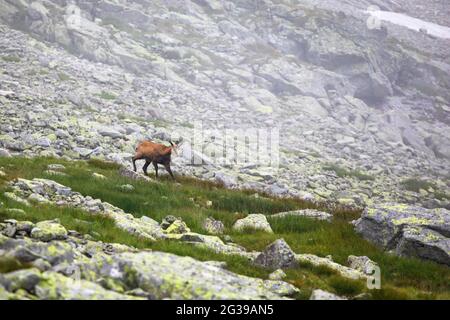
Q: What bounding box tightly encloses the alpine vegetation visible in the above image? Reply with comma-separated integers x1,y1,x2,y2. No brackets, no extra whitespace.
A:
0,0,449,302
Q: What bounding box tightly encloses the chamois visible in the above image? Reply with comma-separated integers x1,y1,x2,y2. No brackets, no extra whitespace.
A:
132,140,179,180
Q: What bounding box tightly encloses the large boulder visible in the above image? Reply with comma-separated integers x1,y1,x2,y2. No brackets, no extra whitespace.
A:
353,203,450,265
83,251,297,299
254,239,297,270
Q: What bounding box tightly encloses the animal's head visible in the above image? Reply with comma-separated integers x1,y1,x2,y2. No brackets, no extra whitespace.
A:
169,138,183,157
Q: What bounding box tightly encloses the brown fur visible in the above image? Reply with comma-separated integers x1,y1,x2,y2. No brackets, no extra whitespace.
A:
132,140,176,179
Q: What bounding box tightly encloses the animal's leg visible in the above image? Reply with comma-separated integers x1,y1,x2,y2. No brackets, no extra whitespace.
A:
153,162,159,178
142,160,151,176
132,155,142,172
164,163,175,180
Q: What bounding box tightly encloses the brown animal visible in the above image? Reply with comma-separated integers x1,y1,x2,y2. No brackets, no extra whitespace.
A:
132,140,180,179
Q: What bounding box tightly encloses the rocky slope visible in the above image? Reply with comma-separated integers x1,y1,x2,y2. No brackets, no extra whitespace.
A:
0,0,449,210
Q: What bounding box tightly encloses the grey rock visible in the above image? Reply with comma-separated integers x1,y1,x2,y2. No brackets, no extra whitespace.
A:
310,289,346,300
353,203,450,265
203,217,225,235
254,239,297,270
214,172,237,188
0,148,11,157
347,255,378,275
30,220,68,242
271,209,332,222
233,214,273,233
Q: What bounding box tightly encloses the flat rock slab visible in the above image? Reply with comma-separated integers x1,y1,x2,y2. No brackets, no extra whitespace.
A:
270,209,332,222
353,203,450,265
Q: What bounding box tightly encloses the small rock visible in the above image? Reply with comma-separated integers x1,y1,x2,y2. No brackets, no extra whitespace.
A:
92,172,106,180
165,220,190,234
254,239,297,270
28,193,50,204
268,269,287,280
233,214,273,233
203,217,225,235
47,164,66,171
30,220,68,242
31,259,52,271
160,215,178,230
262,280,300,296
0,148,11,157
348,255,378,275
120,184,135,192
310,289,346,300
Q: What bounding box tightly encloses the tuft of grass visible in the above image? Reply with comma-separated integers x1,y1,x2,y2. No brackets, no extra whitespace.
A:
323,164,375,181
401,178,435,193
328,275,365,296
0,256,32,273
96,91,117,100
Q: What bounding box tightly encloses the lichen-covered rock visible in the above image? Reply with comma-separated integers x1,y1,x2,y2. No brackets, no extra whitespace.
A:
347,255,378,275
268,269,287,280
271,209,333,222
262,280,299,296
254,239,297,270
5,268,42,292
203,217,225,234
8,178,166,241
310,289,346,300
4,237,76,266
160,215,178,229
0,284,12,300
164,219,190,234
34,271,141,300
296,254,366,280
233,214,273,233
30,220,68,242
353,203,450,265
3,192,29,206
84,251,296,299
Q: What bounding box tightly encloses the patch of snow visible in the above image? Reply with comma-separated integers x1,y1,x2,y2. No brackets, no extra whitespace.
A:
366,10,450,39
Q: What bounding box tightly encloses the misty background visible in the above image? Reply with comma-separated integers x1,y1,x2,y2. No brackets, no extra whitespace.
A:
0,0,449,209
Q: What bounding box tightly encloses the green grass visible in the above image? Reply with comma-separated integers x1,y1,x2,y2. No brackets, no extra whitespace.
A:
2,55,21,63
96,91,117,101
401,178,435,193
323,164,375,181
0,156,449,299
401,178,449,200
